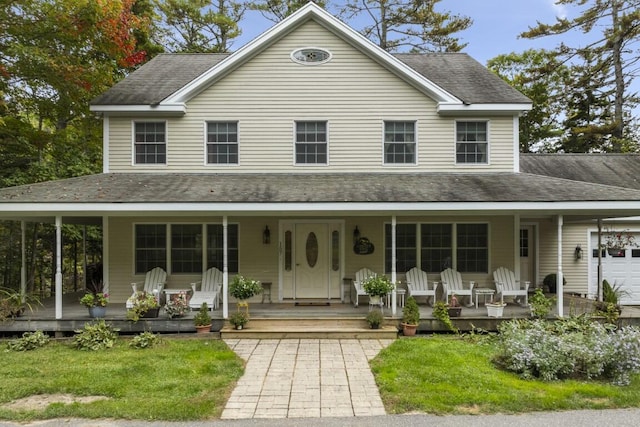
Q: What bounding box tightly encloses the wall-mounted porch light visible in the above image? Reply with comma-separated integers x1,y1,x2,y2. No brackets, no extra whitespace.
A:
353,226,361,244
574,244,582,260
263,226,271,244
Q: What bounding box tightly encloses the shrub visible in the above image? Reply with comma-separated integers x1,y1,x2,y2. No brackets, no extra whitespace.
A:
402,296,420,325
529,288,555,319
433,301,458,333
494,317,640,385
129,331,161,349
542,273,566,293
194,302,212,326
72,320,120,351
365,310,384,328
6,331,50,351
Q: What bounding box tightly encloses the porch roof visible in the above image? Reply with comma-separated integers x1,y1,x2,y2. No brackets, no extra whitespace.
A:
0,172,638,208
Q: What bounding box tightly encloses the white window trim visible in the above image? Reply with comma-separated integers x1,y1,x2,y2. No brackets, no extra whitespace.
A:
381,120,418,167
292,120,330,167
290,47,333,66
131,120,168,166
453,119,490,166
203,120,240,167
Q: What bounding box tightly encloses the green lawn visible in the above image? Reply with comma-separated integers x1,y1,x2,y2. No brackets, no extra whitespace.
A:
372,335,640,415
0,337,243,421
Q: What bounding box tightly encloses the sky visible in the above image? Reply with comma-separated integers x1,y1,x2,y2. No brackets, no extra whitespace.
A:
234,0,589,65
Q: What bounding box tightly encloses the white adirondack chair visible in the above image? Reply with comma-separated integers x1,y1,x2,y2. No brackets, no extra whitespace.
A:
440,268,474,307
189,267,223,310
353,268,376,307
493,267,530,306
405,267,438,306
126,267,166,309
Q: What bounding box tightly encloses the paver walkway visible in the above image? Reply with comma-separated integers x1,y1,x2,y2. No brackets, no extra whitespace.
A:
222,339,394,419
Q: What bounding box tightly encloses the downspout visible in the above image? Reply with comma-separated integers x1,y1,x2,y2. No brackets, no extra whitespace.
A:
20,221,26,299
55,216,63,319
557,215,564,317
102,216,110,295
391,216,397,316
222,216,228,319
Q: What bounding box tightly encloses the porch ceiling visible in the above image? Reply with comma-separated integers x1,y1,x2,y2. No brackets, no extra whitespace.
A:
0,172,638,219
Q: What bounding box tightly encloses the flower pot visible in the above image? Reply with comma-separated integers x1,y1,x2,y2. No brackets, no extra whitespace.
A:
196,324,211,333
486,304,505,318
140,308,159,318
608,248,623,256
402,322,417,336
447,307,462,317
234,324,243,330
369,295,382,305
88,306,107,318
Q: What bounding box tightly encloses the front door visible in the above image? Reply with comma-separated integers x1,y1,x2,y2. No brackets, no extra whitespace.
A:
294,223,329,299
519,225,535,284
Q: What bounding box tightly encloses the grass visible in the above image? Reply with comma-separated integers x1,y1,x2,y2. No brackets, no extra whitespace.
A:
371,335,640,415
0,337,244,421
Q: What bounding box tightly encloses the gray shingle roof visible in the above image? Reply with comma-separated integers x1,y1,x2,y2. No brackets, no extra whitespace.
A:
90,52,529,106
394,53,531,105
91,53,230,105
1,172,638,204
520,153,640,190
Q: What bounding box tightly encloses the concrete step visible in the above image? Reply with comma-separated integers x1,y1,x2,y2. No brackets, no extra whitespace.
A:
220,317,399,339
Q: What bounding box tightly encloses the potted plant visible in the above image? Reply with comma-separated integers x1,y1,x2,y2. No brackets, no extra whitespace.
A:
486,300,507,318
365,310,384,329
0,287,41,320
127,291,160,322
79,280,109,318
229,275,262,302
401,296,420,336
447,294,462,317
229,311,249,330
194,302,212,333
164,291,189,318
362,275,395,306
433,301,458,333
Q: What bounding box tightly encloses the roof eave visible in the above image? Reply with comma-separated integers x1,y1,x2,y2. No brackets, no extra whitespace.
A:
437,102,532,116
89,104,187,116
163,3,460,106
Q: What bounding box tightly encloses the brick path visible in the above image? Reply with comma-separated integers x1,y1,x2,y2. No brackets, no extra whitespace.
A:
221,339,393,419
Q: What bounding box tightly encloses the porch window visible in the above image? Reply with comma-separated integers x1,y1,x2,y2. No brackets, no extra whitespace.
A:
134,121,166,164
421,224,452,273
207,224,239,273
171,224,203,273
456,223,488,273
384,224,417,273
456,121,487,164
207,121,238,164
384,121,416,164
295,121,327,164
135,224,167,274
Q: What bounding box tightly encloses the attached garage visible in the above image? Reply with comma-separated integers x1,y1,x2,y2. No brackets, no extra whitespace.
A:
591,232,640,305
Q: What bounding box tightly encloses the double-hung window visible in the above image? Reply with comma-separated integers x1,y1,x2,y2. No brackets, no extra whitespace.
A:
134,121,166,164
207,121,238,164
295,121,327,164
171,224,203,273
456,121,488,164
384,223,488,274
384,121,416,164
135,224,167,273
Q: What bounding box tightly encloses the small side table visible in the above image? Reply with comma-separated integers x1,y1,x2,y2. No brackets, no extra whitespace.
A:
164,288,190,302
474,288,495,309
261,282,272,303
396,289,406,308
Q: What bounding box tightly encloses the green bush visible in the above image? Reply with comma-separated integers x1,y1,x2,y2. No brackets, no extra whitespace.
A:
72,319,120,351
6,330,50,351
365,310,384,328
402,296,420,325
529,288,555,318
432,301,458,333
542,273,565,293
494,317,640,385
129,331,161,349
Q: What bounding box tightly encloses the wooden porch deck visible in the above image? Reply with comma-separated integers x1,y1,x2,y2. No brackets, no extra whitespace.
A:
2,292,639,337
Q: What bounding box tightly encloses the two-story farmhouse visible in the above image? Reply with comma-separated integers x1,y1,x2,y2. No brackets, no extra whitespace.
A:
2,3,640,319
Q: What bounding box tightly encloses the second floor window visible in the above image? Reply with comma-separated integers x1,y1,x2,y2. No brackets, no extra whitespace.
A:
207,122,238,164
384,121,416,164
134,121,166,164
456,121,488,164
295,121,327,164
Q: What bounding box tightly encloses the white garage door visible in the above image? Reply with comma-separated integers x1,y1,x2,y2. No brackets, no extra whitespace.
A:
590,232,640,305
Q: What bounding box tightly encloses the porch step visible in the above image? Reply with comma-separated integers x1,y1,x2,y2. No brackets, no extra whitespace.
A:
220,317,399,339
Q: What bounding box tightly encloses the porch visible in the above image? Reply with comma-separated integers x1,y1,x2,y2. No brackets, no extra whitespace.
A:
3,292,639,338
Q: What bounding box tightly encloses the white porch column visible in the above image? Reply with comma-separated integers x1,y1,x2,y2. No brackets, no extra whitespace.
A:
557,215,564,318
20,221,26,298
391,215,397,316
513,214,521,279
55,216,63,319
102,217,109,294
597,219,603,301
222,216,229,319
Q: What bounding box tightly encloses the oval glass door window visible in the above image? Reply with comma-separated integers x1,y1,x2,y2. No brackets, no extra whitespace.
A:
306,232,318,268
